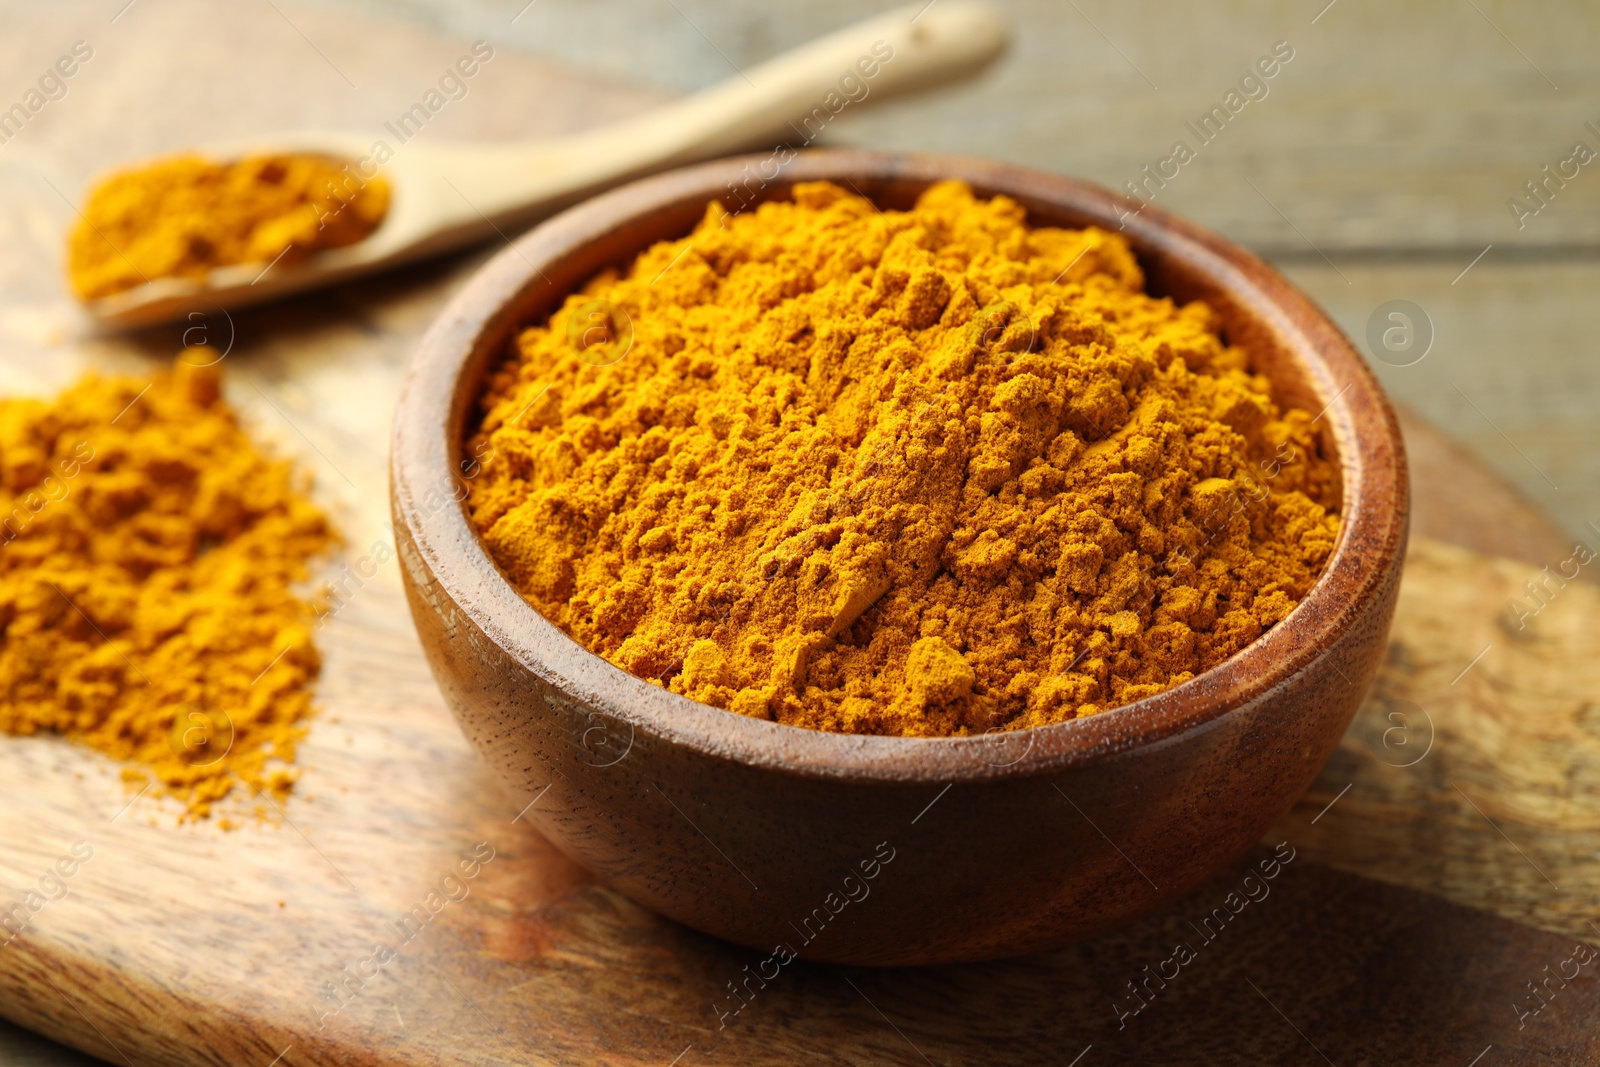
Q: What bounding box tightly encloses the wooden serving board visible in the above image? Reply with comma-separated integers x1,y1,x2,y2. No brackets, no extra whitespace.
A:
4,3,1600,1064
4,299,1599,1066
4,517,1600,1067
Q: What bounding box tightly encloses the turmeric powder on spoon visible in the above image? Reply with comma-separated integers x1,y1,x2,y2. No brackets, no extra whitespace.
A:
67,153,389,301
466,181,1340,737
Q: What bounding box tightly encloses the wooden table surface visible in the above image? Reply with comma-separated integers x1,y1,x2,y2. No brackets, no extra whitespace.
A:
1,2,1596,1064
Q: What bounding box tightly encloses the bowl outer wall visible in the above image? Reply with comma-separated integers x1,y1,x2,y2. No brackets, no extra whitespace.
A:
391,150,1408,964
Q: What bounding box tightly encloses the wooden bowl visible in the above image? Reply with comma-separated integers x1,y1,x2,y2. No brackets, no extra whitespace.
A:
391,150,1407,966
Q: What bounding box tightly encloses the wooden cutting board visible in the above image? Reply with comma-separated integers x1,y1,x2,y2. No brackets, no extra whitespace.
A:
4,515,1600,1067
4,303,1599,1067
4,3,1600,1064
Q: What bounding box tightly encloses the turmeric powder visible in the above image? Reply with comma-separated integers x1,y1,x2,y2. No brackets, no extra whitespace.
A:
0,360,331,817
67,153,390,301
467,180,1340,737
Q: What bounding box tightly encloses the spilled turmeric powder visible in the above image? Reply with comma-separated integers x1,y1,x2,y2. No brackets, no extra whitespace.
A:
67,153,390,301
467,180,1340,737
0,361,331,816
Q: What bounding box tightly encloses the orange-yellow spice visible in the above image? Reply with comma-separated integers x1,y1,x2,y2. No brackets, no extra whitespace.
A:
0,361,331,817
466,180,1340,737
67,153,390,301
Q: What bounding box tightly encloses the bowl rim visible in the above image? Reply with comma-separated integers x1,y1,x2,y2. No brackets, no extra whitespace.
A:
391,148,1408,783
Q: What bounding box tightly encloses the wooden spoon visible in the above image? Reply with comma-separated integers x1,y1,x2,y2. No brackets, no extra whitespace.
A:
84,1,1006,330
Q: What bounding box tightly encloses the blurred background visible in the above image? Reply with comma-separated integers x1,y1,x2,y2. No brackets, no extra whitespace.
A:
3,0,1595,540
0,0,1595,1060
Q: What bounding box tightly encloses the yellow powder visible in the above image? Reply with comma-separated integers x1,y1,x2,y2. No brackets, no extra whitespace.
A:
67,153,389,301
0,361,331,817
467,180,1340,737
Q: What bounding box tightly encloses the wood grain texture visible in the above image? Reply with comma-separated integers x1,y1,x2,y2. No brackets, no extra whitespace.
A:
328,0,1600,253
1281,259,1600,548
1396,403,1584,568
4,537,1600,1067
1283,537,1600,942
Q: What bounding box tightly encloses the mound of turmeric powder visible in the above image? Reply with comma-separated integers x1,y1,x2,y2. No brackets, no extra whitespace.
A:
467,180,1340,737
67,153,390,301
0,361,331,816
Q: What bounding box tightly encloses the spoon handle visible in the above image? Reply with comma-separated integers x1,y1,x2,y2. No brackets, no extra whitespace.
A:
448,1,1006,217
